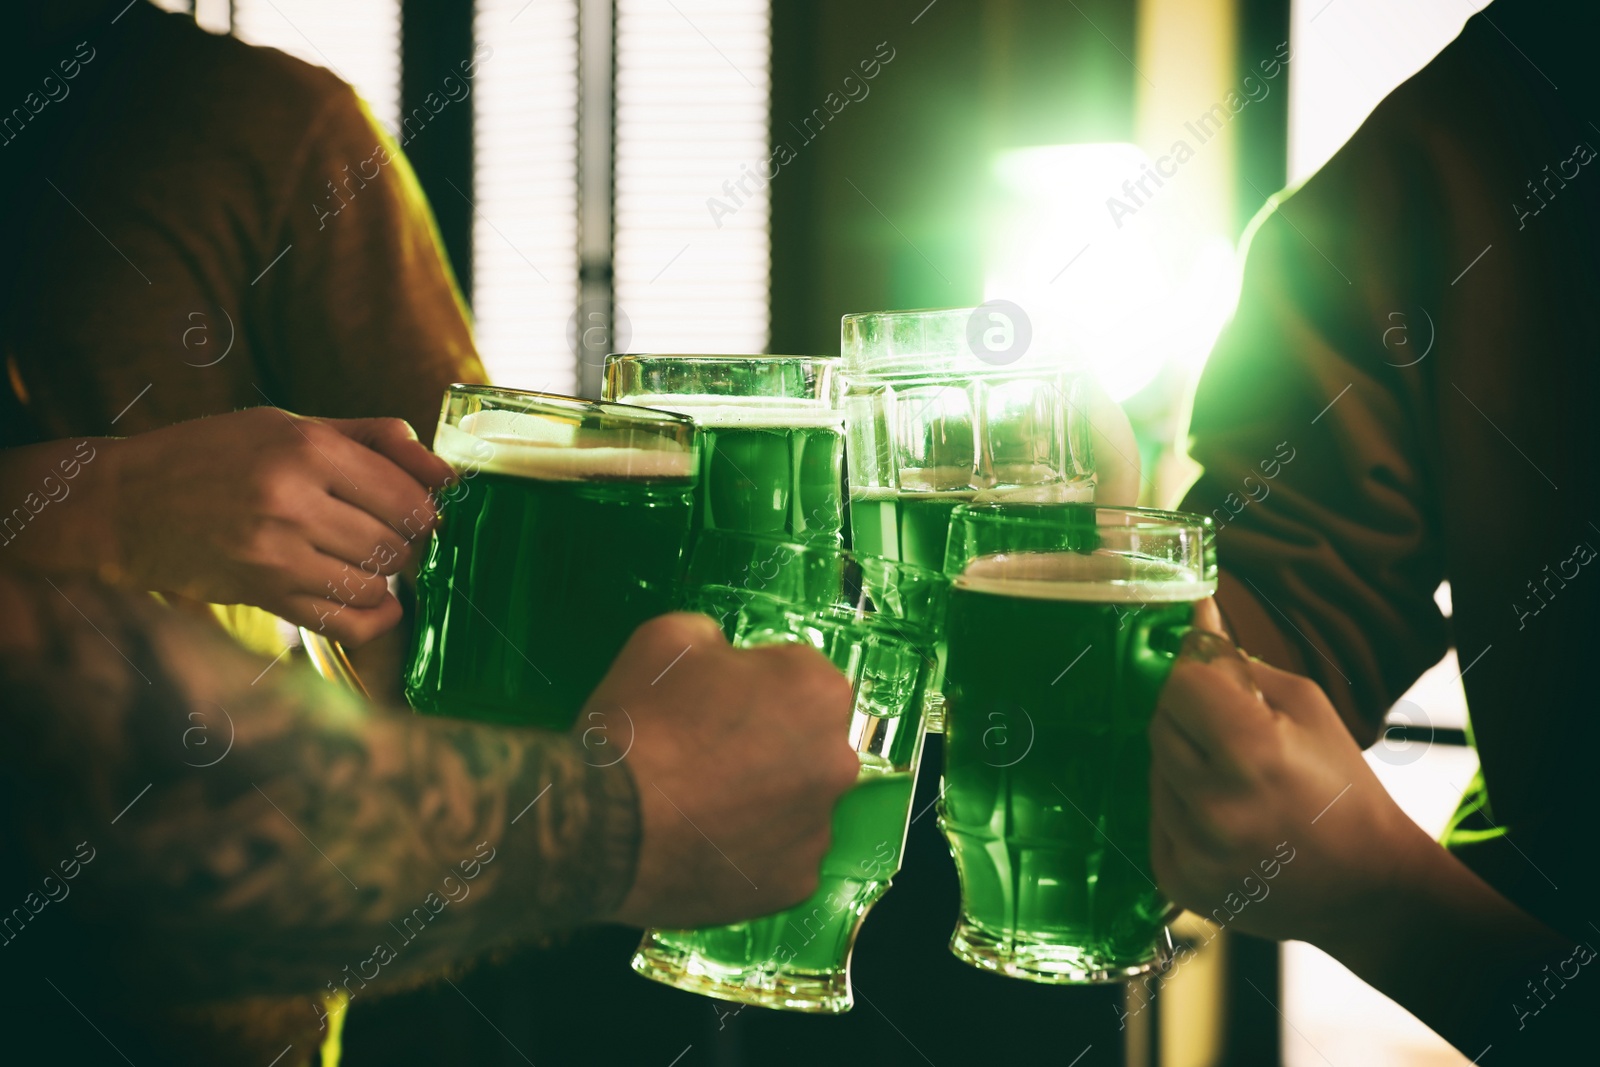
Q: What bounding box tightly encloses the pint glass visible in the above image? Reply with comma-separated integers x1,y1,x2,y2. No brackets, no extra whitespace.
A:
404,386,698,730
938,503,1216,982
602,355,843,547
631,532,946,1013
841,307,1096,730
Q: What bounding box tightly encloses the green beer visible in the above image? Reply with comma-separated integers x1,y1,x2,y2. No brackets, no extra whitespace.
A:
847,488,971,734
632,539,943,1013
848,486,1094,734
627,394,843,544
405,394,697,730
644,757,913,992
938,504,1215,983
847,487,974,568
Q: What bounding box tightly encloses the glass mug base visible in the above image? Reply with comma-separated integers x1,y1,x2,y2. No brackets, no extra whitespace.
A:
631,939,852,1014
947,921,1173,985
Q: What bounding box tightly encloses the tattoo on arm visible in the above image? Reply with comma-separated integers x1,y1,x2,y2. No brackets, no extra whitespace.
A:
0,570,639,1006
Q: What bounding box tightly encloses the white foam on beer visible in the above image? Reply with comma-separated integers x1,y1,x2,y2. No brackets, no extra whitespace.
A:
850,485,976,501
434,410,694,481
955,551,1214,603
847,481,1093,502
626,393,844,430
972,481,1095,504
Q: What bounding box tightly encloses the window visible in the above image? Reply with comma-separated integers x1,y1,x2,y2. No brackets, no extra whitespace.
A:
1288,0,1491,182
613,0,771,354
219,0,774,389
471,0,582,391
231,0,403,133
469,0,773,389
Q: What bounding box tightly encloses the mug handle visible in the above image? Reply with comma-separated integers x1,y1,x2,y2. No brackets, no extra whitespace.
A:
1137,625,1261,928
297,627,371,698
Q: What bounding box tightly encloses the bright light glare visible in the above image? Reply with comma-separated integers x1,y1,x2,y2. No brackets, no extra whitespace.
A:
1289,0,1490,183
983,144,1238,402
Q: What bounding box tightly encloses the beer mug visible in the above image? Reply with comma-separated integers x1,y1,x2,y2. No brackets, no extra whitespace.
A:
631,531,947,1013
404,385,699,729
602,355,844,549
938,503,1216,983
841,306,1096,732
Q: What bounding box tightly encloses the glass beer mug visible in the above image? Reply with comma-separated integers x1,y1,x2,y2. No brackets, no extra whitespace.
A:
840,306,1099,730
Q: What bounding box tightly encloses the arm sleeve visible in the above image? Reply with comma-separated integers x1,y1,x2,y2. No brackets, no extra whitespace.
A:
1181,151,1452,745
255,86,488,441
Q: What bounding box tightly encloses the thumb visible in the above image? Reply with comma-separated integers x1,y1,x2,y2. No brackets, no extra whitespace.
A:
1193,595,1224,635
324,417,455,492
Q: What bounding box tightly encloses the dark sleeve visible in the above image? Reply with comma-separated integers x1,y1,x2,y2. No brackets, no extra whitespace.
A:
254,85,488,441
1180,172,1451,745
1468,939,1600,1062
0,567,638,1007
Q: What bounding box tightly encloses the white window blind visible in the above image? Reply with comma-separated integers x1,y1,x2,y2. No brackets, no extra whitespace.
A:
471,0,582,392
614,0,771,354
231,0,402,133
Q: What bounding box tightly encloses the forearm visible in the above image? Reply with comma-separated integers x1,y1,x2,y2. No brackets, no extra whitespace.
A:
0,438,121,575
0,569,639,1002
1311,826,1568,1053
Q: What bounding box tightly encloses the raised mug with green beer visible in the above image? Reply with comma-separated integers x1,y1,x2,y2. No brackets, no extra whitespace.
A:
841,307,1096,731
631,532,946,1013
404,386,698,729
603,354,844,547
938,503,1216,983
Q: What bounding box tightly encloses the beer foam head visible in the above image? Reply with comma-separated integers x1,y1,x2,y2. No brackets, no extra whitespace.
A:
971,481,1095,504
848,478,1093,502
435,410,695,481
850,481,976,501
955,550,1214,603
625,393,843,430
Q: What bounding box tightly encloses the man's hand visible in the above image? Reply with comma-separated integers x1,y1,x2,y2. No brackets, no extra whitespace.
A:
1148,625,1431,943
596,613,860,929
105,407,453,644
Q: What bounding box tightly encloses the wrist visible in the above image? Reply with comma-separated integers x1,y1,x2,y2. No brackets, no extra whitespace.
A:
84,435,137,586
0,436,126,579
1301,808,1437,953
1305,816,1570,1051
497,731,642,933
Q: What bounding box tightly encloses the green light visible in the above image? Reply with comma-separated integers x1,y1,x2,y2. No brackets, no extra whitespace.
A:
983,144,1240,402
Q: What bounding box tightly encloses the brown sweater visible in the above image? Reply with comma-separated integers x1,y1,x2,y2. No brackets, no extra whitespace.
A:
0,0,485,446
1183,1,1600,943
0,5,490,1062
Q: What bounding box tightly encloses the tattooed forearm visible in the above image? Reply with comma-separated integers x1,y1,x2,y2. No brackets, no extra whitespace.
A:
0,569,639,1004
